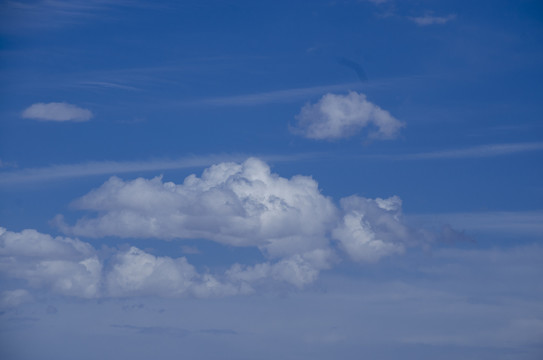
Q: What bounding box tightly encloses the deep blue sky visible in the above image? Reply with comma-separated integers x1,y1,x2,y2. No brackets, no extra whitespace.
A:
1,1,542,359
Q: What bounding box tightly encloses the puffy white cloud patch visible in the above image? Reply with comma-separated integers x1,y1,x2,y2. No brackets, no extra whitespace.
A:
59,158,338,258
0,227,101,298
292,92,404,140
21,102,93,122
0,227,332,299
106,247,198,297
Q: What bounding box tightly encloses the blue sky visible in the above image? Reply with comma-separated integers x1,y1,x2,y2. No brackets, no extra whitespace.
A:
1,0,542,359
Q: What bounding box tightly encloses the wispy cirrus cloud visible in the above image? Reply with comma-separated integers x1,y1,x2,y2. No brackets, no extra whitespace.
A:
408,14,456,26
21,102,93,122
1,0,158,31
77,81,142,91
373,142,543,160
0,153,314,186
186,82,364,106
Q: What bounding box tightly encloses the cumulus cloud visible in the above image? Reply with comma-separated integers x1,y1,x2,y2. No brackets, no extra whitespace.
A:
21,102,93,122
58,158,338,258
57,158,432,266
106,247,198,297
292,92,404,140
1,158,448,301
0,227,101,298
0,226,332,299
409,14,456,26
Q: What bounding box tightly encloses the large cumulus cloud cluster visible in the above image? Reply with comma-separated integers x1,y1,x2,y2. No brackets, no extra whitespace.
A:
2,158,434,299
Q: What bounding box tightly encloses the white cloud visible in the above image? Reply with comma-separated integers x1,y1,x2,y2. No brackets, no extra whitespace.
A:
0,227,101,298
21,102,93,122
409,14,456,26
0,227,94,259
57,158,427,265
292,91,404,140
106,247,198,297
0,226,333,299
59,158,338,258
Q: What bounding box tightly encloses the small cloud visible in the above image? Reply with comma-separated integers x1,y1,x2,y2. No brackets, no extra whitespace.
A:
291,91,404,141
409,14,456,26
22,102,93,122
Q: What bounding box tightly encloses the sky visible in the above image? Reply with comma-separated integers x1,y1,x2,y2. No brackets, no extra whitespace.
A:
0,0,542,359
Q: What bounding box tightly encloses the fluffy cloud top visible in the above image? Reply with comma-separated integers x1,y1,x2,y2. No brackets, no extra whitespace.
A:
60,158,338,258
58,158,424,266
21,102,93,122
292,92,404,140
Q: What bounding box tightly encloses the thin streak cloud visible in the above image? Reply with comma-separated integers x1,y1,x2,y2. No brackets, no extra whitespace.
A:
374,142,543,160
408,211,543,237
0,153,314,186
187,82,364,106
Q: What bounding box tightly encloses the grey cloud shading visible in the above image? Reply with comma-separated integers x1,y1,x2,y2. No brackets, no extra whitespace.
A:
0,289,33,308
